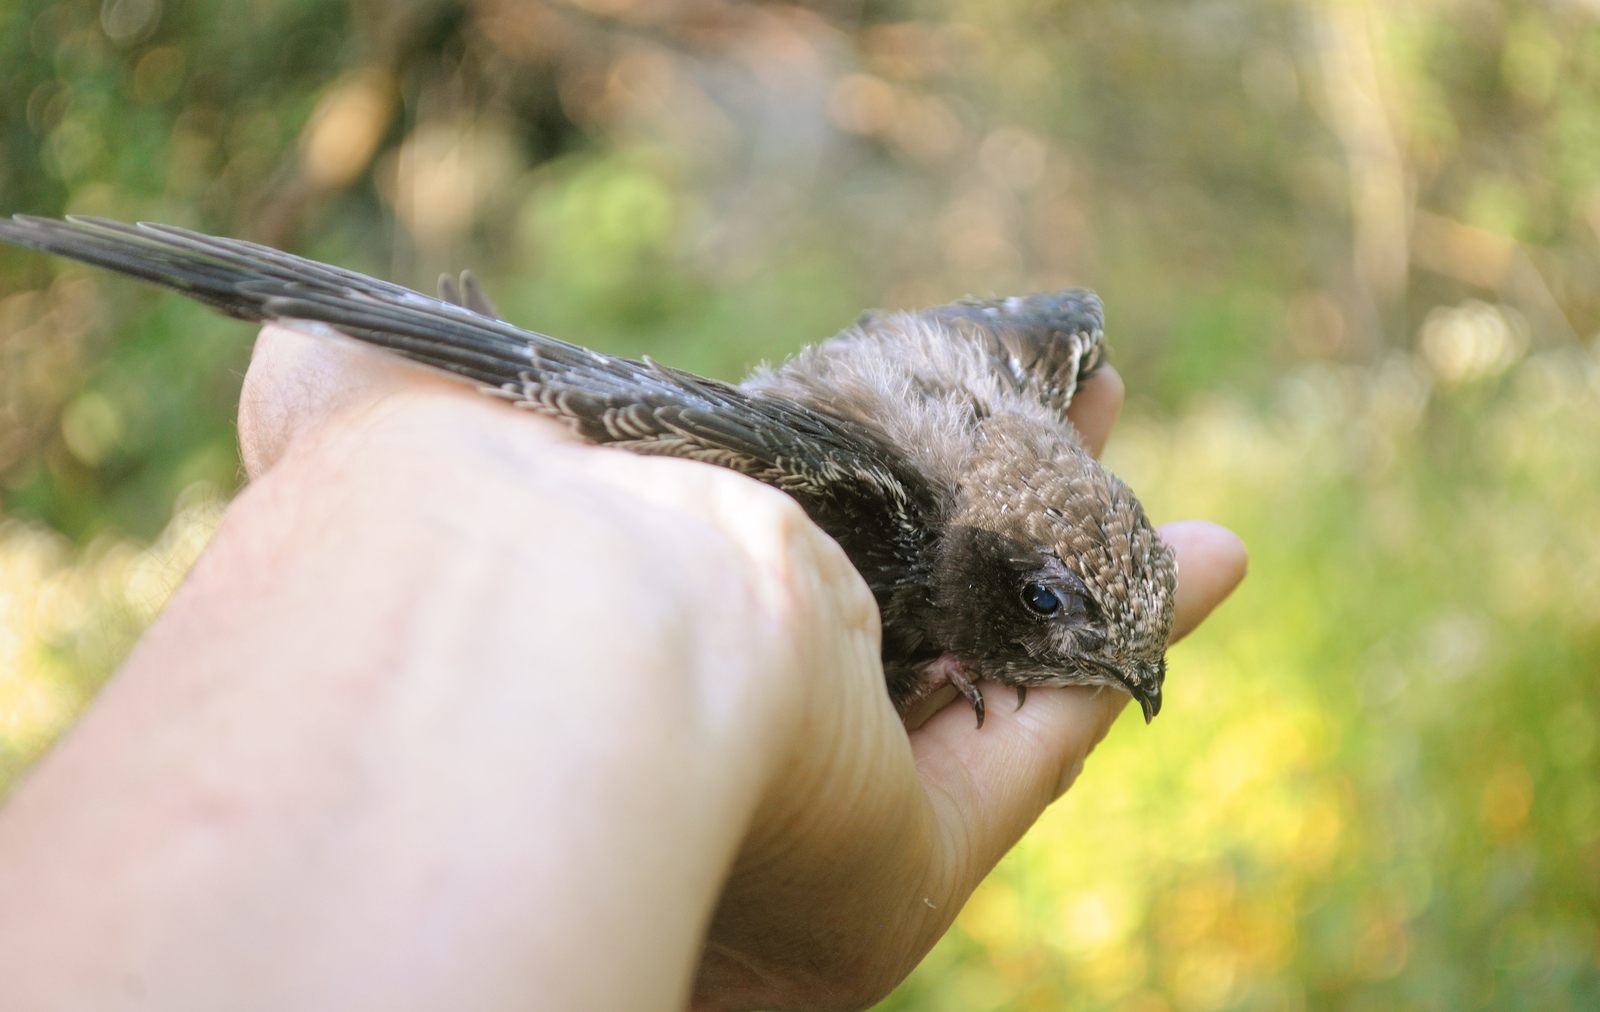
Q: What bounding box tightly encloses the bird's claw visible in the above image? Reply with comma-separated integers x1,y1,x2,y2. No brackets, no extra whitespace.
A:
924,655,987,728
946,666,985,728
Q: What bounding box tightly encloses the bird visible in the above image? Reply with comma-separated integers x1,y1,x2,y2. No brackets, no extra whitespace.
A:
0,214,1176,726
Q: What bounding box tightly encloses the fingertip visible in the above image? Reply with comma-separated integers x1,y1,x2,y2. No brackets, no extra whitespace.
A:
1159,520,1248,642
1066,366,1124,457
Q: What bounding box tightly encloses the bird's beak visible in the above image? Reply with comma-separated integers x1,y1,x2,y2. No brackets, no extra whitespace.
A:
1114,661,1163,723
1129,682,1161,723
1087,658,1164,723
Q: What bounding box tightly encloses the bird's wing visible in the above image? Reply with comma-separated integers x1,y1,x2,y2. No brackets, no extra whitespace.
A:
865,290,1107,421
0,216,941,546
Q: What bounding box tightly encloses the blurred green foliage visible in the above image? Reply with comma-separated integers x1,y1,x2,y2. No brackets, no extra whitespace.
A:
2,0,1598,1007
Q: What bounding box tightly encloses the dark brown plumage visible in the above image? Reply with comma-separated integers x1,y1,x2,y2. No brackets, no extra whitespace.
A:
0,215,1176,725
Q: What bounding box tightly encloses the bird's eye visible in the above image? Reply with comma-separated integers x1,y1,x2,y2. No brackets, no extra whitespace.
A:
1022,582,1062,616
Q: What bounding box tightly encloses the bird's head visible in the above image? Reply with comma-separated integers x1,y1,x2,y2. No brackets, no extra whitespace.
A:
931,419,1177,721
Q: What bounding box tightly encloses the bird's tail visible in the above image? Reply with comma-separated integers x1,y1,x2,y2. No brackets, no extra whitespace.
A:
0,214,565,390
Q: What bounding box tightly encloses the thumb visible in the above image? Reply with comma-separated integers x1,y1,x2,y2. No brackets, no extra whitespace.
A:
909,520,1247,891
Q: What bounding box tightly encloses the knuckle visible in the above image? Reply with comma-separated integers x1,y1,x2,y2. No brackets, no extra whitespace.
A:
728,469,812,530
710,479,883,656
236,361,294,479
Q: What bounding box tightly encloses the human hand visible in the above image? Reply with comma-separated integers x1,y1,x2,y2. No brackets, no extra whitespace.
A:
239,326,1245,1010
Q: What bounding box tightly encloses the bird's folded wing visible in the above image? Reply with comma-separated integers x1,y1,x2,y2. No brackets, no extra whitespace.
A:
0,215,936,527
924,290,1107,420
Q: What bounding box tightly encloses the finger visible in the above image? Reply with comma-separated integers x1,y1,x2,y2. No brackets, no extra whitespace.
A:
1160,520,1248,642
910,519,1246,889
910,684,1122,892
1064,366,1124,458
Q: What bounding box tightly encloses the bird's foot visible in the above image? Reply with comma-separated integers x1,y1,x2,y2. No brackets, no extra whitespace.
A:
437,270,499,318
924,655,987,728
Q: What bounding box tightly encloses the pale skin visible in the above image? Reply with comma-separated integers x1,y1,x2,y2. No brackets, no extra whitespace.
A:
0,325,1246,1011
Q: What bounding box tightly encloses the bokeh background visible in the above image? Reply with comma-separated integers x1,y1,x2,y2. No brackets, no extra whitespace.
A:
2,0,1598,1007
